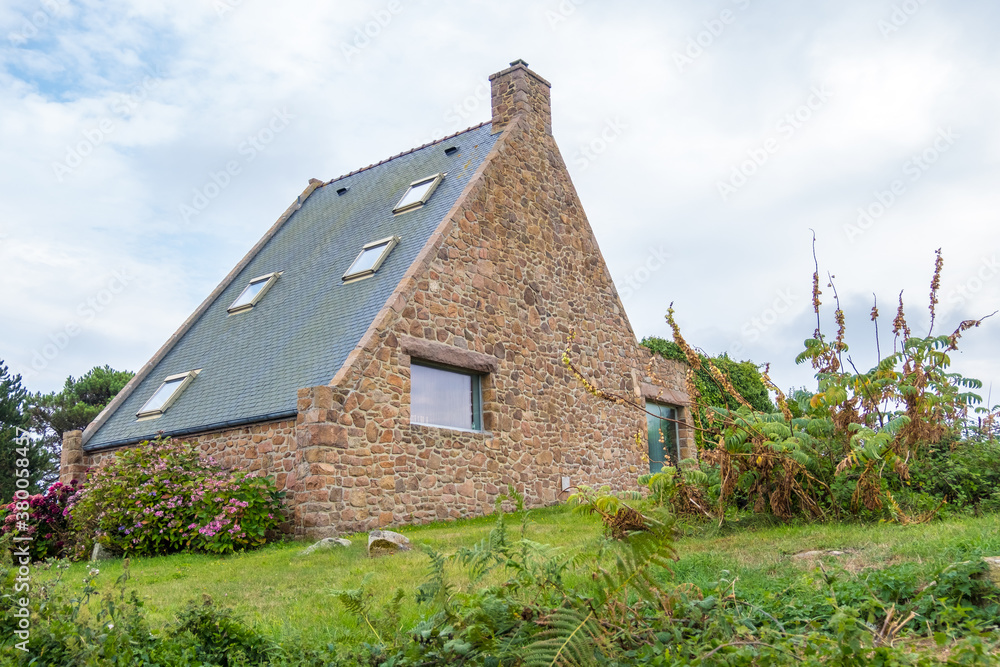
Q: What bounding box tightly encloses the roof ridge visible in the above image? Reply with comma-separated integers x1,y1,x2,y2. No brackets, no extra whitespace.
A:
325,121,491,185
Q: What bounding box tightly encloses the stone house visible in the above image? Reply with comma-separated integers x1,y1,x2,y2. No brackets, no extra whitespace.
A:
60,61,694,537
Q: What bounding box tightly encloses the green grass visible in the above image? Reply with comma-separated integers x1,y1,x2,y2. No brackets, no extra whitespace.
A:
672,513,1000,606
39,507,1000,649
47,507,601,647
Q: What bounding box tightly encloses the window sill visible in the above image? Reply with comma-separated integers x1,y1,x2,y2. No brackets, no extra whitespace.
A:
409,422,493,437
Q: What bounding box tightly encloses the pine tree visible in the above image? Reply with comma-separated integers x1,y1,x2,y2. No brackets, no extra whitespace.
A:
27,365,134,451
0,360,54,501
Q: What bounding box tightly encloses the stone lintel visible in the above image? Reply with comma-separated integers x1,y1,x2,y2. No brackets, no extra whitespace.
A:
400,336,500,374
640,383,690,406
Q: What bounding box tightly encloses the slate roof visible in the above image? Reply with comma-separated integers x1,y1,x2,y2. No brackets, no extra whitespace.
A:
85,123,499,451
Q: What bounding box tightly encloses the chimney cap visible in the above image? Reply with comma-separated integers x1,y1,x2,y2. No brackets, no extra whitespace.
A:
509,59,529,67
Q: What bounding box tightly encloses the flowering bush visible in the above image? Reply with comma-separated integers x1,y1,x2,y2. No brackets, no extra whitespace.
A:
70,438,284,556
0,480,80,560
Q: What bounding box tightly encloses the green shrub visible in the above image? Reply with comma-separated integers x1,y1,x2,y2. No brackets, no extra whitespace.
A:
169,596,276,665
0,562,284,666
333,492,679,666
907,437,1000,513
69,438,284,556
10,564,167,665
327,497,1000,665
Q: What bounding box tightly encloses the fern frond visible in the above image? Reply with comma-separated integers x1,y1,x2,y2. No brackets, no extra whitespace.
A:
522,520,676,665
522,607,601,667
329,573,383,643
415,547,452,612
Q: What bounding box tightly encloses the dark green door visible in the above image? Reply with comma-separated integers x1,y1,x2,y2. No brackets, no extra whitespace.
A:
646,403,678,473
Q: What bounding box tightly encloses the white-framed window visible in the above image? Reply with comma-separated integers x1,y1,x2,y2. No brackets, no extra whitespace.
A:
137,370,201,419
392,173,445,214
410,362,483,431
343,236,399,282
228,272,280,314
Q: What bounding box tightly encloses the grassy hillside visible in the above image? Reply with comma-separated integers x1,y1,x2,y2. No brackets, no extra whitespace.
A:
48,506,603,648
35,506,1000,657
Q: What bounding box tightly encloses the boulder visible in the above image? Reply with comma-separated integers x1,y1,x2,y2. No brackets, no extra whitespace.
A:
984,556,1000,585
300,537,352,556
91,543,117,562
367,530,411,557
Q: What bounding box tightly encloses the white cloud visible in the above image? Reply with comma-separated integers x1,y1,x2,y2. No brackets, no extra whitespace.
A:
1,0,998,403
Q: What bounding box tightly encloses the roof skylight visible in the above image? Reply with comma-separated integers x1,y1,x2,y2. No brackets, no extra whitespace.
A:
137,370,200,419
393,173,444,213
228,272,280,314
343,236,400,282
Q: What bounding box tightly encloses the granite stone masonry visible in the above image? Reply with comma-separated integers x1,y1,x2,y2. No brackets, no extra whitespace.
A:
61,61,694,538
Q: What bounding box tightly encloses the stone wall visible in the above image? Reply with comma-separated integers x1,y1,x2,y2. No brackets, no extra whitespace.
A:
71,419,298,491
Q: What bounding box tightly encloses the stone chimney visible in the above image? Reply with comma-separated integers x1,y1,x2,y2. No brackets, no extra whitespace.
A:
489,59,552,136
59,429,86,484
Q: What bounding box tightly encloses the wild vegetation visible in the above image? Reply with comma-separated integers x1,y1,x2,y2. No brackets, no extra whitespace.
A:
607,246,999,526
1,504,998,665
639,339,774,417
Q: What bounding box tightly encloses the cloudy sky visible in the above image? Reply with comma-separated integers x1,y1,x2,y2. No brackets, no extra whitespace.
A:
2,0,998,411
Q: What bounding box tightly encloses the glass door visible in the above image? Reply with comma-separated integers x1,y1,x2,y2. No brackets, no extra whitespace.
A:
646,403,678,472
